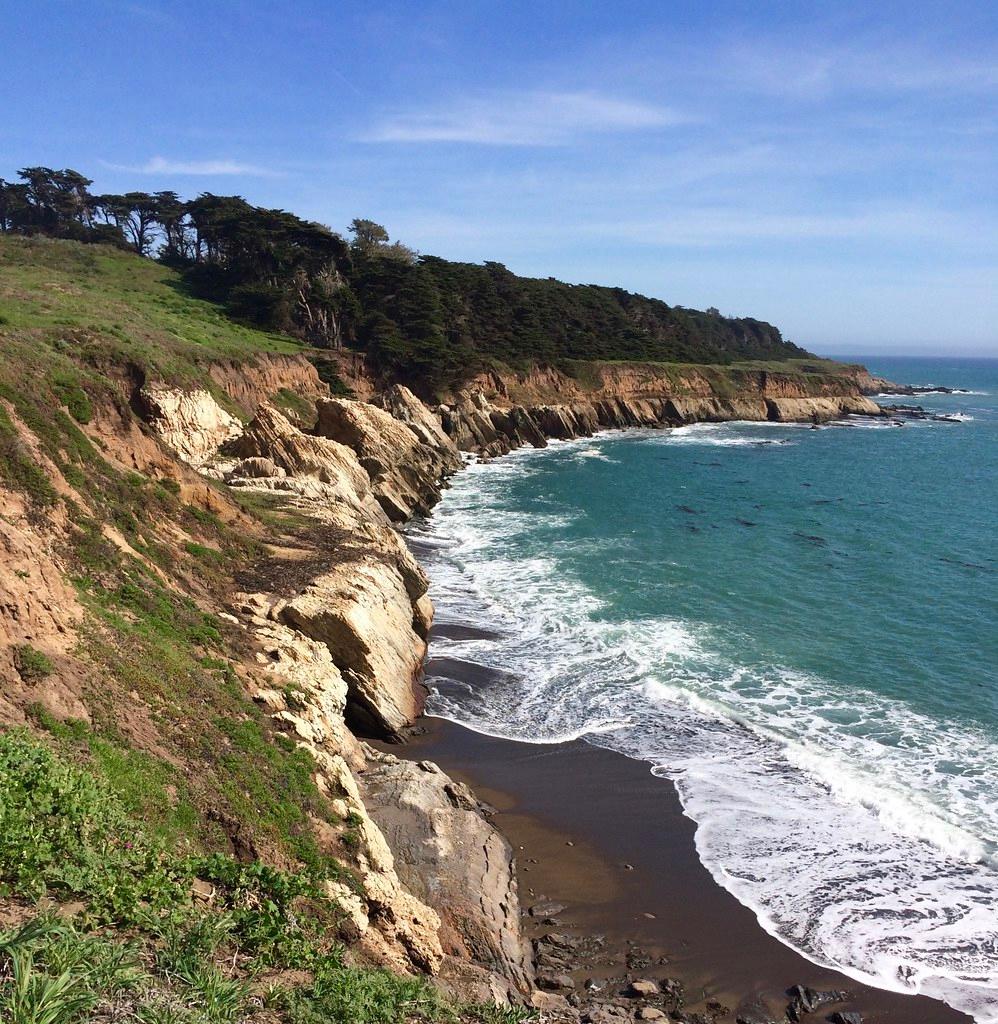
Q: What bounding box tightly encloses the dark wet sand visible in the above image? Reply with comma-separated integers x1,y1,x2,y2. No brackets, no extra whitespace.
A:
398,714,970,1024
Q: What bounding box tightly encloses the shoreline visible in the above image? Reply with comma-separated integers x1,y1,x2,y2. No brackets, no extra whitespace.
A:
388,695,972,1022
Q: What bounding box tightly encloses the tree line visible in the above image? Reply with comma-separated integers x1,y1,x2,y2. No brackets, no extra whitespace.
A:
0,166,809,390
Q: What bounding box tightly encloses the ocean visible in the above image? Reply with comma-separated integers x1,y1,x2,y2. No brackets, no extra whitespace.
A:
409,356,998,1023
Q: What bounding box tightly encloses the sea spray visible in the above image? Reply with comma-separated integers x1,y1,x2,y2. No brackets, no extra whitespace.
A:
412,357,998,1023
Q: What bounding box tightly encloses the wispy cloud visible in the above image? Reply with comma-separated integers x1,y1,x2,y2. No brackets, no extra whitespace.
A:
586,204,992,250
101,156,282,177
364,90,690,145
719,39,998,101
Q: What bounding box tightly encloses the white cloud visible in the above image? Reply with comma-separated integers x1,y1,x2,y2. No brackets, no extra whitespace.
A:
583,204,993,250
364,90,690,145
102,156,281,177
719,39,998,101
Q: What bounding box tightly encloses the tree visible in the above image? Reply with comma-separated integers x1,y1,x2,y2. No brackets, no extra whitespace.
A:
349,218,390,250
96,192,160,255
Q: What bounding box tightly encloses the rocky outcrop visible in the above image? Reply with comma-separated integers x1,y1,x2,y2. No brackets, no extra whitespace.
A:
374,384,460,454
130,359,894,1012
138,386,242,467
361,751,533,996
765,395,884,422
314,397,462,521
278,562,428,738
436,364,887,455
218,403,383,514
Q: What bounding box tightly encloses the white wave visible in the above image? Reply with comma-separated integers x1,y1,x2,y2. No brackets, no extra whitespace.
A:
643,422,801,447
413,450,998,1024
573,447,615,461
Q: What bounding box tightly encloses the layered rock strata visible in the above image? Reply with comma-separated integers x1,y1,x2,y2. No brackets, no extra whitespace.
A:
136,362,887,1006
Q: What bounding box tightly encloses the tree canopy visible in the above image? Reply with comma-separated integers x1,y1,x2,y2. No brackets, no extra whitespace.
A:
0,166,811,391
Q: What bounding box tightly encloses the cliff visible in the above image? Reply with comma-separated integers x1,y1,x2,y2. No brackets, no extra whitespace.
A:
0,235,890,1021
437,360,884,458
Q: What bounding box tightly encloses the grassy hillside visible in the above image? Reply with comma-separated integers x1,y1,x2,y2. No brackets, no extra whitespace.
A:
0,235,526,1023
0,234,305,400
1,167,814,392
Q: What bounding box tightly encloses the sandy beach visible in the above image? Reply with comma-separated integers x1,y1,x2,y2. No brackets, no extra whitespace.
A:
393,713,971,1024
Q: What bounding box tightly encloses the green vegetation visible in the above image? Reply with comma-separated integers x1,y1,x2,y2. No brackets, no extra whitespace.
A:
0,732,532,1023
12,645,54,683
1,166,812,393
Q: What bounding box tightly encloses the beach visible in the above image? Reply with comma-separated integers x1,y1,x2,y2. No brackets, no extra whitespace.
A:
390,711,971,1023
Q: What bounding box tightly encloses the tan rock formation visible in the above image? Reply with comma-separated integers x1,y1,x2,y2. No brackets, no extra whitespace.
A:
219,404,380,514
361,751,534,995
139,386,242,467
314,397,461,521
374,384,460,454
278,560,427,738
765,395,885,422
312,750,445,975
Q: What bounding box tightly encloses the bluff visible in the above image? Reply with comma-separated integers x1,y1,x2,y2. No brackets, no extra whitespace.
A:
0,235,889,1020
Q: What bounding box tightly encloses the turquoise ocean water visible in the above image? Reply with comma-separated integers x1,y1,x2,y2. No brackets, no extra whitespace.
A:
411,357,998,1022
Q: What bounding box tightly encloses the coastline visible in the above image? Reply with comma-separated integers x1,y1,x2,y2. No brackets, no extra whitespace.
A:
134,361,959,1017
392,714,971,1024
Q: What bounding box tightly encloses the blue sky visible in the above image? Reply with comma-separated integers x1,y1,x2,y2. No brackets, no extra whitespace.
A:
3,1,996,355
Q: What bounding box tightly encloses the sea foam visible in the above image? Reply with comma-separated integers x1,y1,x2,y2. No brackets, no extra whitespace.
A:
412,427,998,1023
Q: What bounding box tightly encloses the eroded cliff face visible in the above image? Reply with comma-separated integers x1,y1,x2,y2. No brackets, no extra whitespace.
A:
151,382,533,999
436,362,884,457
1,354,886,1010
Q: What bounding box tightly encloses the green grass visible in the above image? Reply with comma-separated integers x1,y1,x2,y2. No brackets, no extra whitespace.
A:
0,732,534,1024
13,646,54,683
0,235,303,392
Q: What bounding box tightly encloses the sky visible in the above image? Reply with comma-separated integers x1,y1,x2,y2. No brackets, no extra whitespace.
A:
2,0,996,356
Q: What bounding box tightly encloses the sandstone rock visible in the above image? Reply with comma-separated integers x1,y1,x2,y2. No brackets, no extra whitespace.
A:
140,386,242,467
531,989,574,1012
765,396,883,423
440,391,510,454
361,752,533,992
637,1008,667,1021
278,561,427,738
539,973,576,991
530,901,568,918
435,955,519,1006
220,404,382,516
665,397,768,423
374,384,459,453
312,751,444,975
628,979,660,997
239,603,363,764
585,1005,632,1023
314,397,460,521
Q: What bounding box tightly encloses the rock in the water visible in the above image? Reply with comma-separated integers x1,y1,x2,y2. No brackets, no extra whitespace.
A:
786,985,848,1021
529,900,568,918
734,994,781,1024
830,1014,863,1024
